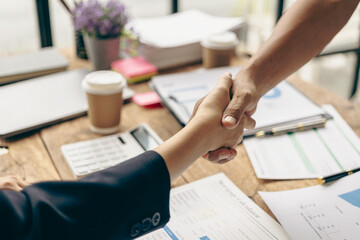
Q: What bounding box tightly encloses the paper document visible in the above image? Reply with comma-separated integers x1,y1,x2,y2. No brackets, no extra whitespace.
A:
138,173,290,240
260,171,360,240
152,66,325,129
243,105,360,179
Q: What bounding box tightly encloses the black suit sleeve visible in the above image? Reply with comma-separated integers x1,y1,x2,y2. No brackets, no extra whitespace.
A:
0,150,171,240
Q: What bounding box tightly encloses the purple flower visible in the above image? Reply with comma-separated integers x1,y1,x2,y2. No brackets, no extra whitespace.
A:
72,0,129,38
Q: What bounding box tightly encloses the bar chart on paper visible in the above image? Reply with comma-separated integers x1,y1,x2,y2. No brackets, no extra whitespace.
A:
137,173,290,240
260,172,360,240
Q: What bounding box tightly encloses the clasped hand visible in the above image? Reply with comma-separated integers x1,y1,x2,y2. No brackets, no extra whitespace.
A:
190,71,258,164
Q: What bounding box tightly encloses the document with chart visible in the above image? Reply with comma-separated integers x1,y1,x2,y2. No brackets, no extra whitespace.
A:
137,173,290,240
151,66,325,129
260,172,360,240
243,105,360,179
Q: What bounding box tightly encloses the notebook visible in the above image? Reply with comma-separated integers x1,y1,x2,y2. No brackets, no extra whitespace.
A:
0,69,134,138
0,48,69,85
151,66,330,137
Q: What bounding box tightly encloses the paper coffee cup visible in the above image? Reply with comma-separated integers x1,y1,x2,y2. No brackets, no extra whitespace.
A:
82,71,127,134
201,31,238,68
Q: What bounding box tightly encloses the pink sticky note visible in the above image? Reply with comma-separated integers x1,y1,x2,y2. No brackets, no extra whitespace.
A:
111,57,157,79
132,91,162,108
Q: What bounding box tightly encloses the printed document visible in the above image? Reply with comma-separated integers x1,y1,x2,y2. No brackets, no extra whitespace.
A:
138,173,290,240
151,66,325,128
260,172,360,240
243,105,360,179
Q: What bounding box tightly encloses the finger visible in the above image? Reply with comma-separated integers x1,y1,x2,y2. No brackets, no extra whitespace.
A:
13,184,23,191
189,96,205,122
244,114,256,129
210,148,237,164
214,72,233,90
204,72,233,108
205,147,233,163
245,104,257,117
202,152,209,160
229,148,237,158
3,184,22,191
222,90,255,129
17,178,30,189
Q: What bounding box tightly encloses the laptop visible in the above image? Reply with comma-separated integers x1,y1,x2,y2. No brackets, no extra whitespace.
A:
0,69,134,138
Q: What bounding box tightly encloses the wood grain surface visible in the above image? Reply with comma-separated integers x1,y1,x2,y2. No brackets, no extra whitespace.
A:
2,49,360,220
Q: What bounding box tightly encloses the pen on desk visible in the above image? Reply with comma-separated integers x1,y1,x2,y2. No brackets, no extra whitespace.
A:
318,167,360,184
253,117,327,138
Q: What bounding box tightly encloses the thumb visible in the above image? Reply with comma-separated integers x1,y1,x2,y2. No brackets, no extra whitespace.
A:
222,89,256,129
222,98,246,129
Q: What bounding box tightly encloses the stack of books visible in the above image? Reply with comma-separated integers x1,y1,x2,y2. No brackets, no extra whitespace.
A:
128,9,245,70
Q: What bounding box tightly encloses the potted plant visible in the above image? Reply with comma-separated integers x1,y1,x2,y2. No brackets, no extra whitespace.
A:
73,0,129,70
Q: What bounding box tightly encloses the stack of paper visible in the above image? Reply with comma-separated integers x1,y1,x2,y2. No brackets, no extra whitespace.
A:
128,10,244,70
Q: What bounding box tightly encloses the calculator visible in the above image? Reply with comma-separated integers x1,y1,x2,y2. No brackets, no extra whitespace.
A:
61,123,163,178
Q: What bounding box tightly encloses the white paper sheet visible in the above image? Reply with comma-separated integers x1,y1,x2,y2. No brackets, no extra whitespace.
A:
243,105,360,179
137,173,290,240
260,172,360,240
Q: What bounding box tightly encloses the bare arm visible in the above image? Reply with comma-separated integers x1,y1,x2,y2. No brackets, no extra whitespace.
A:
235,0,360,98
206,0,359,162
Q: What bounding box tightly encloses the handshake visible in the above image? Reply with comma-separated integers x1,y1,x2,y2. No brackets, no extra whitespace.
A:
188,72,258,163
156,71,260,182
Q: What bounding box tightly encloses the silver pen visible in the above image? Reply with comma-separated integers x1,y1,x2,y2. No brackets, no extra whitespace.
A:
254,117,327,138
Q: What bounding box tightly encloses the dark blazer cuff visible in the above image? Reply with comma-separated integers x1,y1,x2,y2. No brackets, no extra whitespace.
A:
81,150,171,239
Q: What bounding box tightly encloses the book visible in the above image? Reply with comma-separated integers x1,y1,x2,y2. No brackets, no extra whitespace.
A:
0,47,69,85
151,65,330,137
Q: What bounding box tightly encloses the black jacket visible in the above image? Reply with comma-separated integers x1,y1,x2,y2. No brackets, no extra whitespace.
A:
0,151,171,240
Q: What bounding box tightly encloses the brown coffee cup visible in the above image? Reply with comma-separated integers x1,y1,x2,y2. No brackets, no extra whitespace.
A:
201,31,238,69
82,71,126,134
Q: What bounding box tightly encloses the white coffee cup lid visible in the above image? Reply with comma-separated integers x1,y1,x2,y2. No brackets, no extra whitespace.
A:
201,31,238,50
82,71,127,95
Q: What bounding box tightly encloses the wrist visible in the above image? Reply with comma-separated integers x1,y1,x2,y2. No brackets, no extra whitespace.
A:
183,119,214,155
234,68,260,105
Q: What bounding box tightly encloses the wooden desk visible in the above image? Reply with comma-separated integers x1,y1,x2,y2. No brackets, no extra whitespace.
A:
1,50,360,220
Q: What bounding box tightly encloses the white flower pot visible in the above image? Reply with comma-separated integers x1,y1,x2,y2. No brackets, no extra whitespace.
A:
84,35,120,70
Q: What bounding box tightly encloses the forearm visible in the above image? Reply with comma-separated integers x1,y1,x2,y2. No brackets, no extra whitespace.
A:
241,0,359,96
154,120,208,183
